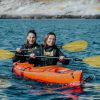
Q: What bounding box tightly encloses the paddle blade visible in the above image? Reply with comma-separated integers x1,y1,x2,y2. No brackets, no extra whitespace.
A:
83,56,100,67
62,40,88,52
0,49,15,60
96,7,100,10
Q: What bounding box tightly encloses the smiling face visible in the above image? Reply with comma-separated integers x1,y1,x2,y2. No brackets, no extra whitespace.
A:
27,33,36,44
46,35,56,46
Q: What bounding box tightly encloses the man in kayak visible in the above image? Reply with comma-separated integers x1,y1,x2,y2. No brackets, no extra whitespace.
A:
12,30,39,64
29,32,70,66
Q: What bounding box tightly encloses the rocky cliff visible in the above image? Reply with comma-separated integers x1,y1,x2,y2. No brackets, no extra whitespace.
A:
0,0,100,18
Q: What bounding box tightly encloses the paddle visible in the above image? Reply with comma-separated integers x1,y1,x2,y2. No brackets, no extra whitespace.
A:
0,40,88,60
62,40,88,52
10,40,88,52
36,56,100,67
0,49,15,60
82,56,100,67
0,49,99,67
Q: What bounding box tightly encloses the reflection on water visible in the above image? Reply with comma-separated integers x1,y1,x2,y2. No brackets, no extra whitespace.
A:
16,80,83,100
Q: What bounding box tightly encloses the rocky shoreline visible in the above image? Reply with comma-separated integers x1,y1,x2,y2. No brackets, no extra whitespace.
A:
0,14,100,19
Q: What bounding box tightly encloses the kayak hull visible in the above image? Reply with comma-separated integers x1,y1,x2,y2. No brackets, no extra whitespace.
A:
13,62,82,86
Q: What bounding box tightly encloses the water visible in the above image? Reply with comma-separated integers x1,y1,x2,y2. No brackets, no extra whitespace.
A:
0,19,100,100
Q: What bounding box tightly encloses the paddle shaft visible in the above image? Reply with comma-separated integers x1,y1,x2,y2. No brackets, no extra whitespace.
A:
15,54,71,60
0,49,100,67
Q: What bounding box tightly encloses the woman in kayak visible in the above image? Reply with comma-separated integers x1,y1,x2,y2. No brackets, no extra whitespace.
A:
29,32,70,66
12,30,39,64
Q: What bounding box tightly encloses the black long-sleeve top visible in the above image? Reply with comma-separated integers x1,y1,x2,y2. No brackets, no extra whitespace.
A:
12,43,39,63
29,44,70,66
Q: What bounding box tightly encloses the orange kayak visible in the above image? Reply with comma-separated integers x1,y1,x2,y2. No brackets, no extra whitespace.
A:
13,62,83,86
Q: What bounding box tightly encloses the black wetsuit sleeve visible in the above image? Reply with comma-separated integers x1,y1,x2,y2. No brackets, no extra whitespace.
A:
12,44,26,63
20,44,27,54
57,47,70,65
28,46,42,66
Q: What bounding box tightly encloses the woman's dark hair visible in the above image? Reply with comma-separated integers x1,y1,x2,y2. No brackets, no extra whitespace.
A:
25,30,37,48
43,32,56,48
27,30,37,37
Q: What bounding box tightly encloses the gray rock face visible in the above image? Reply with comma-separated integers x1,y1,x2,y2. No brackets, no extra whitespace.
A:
0,0,100,18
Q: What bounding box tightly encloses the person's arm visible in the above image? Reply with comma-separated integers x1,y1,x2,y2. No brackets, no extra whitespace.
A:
57,48,70,65
28,46,43,66
12,44,26,63
20,44,28,54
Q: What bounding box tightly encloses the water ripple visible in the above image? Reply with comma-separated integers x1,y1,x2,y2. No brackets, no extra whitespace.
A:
0,19,100,100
